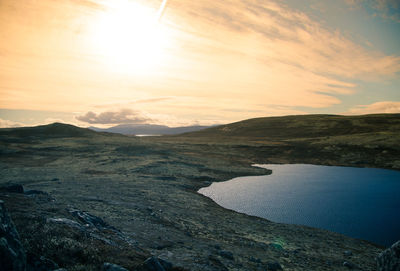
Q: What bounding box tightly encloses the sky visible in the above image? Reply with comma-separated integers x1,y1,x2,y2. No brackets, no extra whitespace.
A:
0,0,399,128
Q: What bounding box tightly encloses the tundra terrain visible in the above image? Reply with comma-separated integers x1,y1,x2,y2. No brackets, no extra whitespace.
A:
1,114,399,270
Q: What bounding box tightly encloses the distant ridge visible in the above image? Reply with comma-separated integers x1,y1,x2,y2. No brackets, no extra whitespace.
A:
0,122,100,139
180,114,400,139
88,123,210,135
1,114,399,140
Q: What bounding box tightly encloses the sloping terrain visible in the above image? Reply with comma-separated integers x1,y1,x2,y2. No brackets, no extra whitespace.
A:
0,122,101,141
0,115,398,270
168,114,400,170
182,114,400,139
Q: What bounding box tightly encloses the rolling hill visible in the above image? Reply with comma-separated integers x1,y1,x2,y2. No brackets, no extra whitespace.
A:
180,114,400,140
0,122,99,139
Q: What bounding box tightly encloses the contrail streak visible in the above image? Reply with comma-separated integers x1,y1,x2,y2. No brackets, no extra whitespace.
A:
157,0,169,22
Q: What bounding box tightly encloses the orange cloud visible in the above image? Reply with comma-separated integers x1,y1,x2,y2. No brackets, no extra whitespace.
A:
347,101,400,114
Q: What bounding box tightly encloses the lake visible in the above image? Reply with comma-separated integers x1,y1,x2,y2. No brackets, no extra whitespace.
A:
198,164,400,247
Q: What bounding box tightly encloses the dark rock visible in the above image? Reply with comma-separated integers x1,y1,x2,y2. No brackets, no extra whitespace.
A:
0,184,24,194
377,240,400,271
208,255,229,271
158,176,177,181
249,256,262,263
24,190,49,196
0,200,26,271
102,262,129,271
292,248,302,254
154,241,174,250
137,256,174,271
69,209,113,230
27,254,59,271
51,178,59,182
138,256,165,271
344,250,353,257
343,261,356,269
266,261,283,271
218,250,234,260
157,258,173,270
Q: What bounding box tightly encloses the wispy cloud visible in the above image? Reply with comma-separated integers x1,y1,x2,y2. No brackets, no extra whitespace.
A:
76,109,151,124
168,0,400,79
344,0,400,22
346,101,400,114
0,118,24,128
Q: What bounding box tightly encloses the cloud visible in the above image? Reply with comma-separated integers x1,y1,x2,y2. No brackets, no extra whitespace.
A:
346,101,400,114
93,97,172,109
0,118,23,128
344,0,400,22
76,109,151,124
169,0,400,79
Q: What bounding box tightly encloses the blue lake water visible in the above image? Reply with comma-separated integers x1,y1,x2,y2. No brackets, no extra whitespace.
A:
198,164,400,247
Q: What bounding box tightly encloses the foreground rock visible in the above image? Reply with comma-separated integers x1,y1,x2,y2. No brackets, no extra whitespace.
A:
377,240,400,271
0,188,150,270
0,200,26,271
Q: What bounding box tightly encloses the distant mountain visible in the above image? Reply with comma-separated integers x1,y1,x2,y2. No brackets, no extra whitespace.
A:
180,114,400,139
88,124,211,135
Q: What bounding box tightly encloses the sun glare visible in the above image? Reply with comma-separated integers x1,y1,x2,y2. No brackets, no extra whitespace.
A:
90,0,171,74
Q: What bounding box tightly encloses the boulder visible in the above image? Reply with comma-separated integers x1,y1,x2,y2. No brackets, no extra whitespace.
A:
0,200,27,271
377,240,400,271
102,262,129,271
69,209,113,230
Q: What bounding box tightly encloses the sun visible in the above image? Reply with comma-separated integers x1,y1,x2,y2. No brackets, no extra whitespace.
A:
89,0,171,74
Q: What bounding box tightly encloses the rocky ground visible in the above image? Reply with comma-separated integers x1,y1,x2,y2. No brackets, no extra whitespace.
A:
0,121,398,270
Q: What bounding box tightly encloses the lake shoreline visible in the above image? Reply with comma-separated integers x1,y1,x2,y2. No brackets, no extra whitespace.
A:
199,164,400,247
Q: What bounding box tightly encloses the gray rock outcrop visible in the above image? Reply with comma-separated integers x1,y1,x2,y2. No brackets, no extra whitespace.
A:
0,200,27,271
377,240,400,271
